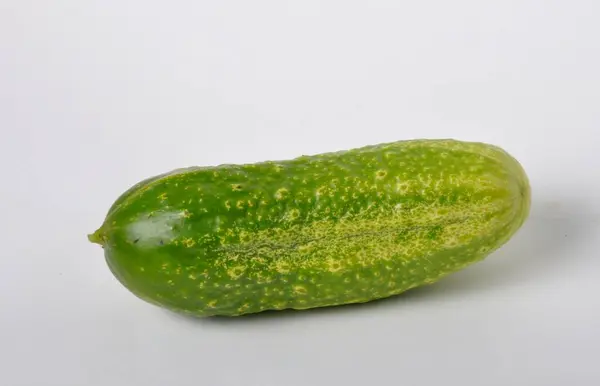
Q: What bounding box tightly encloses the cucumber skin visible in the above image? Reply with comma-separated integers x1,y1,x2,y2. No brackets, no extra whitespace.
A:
90,139,531,317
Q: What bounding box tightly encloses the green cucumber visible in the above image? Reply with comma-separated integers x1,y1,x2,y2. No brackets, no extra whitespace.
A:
89,139,530,317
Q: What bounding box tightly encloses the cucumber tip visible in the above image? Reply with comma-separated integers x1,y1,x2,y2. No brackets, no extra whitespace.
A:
88,229,105,245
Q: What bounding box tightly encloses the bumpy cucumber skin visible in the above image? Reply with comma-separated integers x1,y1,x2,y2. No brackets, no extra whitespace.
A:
90,139,530,317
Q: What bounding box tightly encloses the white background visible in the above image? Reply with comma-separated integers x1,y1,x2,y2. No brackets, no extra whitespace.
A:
2,1,599,385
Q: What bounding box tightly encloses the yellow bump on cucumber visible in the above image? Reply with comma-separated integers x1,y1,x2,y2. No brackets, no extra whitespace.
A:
89,139,531,317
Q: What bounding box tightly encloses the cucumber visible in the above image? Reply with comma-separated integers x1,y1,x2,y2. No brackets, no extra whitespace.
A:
88,139,530,317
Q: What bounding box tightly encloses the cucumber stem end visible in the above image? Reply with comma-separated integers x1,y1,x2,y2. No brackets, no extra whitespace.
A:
88,229,106,246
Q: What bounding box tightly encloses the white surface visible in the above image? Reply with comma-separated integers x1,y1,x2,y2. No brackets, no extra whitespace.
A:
2,1,600,385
